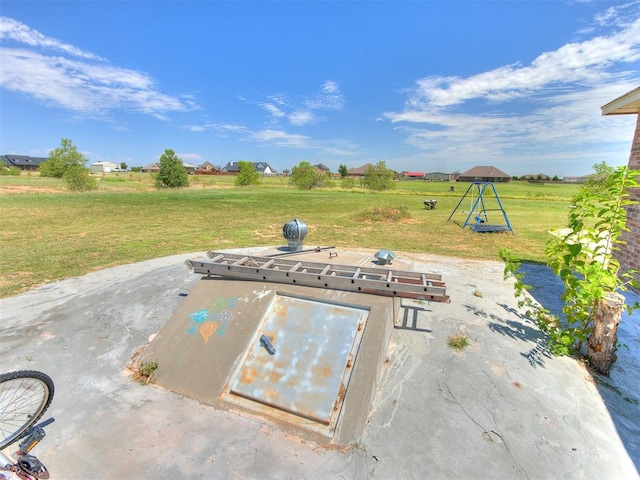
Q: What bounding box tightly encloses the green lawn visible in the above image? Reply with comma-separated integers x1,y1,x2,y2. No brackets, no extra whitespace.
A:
0,174,580,298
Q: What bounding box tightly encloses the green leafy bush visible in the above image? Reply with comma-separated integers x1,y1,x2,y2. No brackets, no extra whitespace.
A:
63,164,98,191
154,149,189,189
502,164,640,356
40,138,89,178
290,161,328,190
234,161,260,186
362,161,395,191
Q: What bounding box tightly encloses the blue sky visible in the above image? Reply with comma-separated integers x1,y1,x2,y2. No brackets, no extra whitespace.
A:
1,1,639,176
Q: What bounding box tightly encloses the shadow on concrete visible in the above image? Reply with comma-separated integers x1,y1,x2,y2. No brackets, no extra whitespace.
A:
517,261,640,471
463,302,551,368
395,305,432,332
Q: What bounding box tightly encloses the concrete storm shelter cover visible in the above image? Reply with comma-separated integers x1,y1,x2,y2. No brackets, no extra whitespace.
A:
225,293,369,435
139,249,402,445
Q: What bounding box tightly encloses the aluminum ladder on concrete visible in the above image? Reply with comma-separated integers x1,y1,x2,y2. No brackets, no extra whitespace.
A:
185,251,449,303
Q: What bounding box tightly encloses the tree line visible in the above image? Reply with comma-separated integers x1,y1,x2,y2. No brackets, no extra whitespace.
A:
36,139,398,192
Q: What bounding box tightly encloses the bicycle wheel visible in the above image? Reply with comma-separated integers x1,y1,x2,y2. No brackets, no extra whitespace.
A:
0,371,54,449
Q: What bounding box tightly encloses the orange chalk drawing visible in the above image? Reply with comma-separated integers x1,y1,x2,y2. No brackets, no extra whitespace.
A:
199,321,218,344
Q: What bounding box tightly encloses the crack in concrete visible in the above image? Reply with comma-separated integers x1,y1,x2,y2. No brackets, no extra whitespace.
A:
443,381,530,480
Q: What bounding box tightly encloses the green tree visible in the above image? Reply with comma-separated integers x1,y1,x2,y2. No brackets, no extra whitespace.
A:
234,161,261,186
502,164,640,360
63,164,98,191
154,149,189,188
290,161,328,190
40,138,88,178
583,161,616,194
120,162,128,171
362,161,394,191
338,164,348,178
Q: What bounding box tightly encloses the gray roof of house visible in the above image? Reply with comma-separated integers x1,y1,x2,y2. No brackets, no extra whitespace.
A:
459,165,510,178
2,155,48,167
223,161,275,173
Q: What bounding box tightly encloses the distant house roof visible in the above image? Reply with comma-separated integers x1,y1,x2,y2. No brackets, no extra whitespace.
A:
222,161,239,172
254,162,276,174
141,163,160,172
459,165,510,181
314,163,331,172
2,154,48,169
199,161,221,171
347,163,374,175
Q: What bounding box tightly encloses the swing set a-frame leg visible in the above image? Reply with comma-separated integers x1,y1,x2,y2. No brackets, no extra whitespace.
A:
447,182,476,222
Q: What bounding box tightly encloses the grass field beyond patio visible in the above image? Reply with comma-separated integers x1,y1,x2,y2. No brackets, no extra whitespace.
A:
0,174,580,298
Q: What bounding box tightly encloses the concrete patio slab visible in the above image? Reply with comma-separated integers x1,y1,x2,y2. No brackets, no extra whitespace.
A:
0,247,638,479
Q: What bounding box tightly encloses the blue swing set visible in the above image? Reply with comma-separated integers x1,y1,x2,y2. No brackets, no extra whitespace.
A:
447,182,514,234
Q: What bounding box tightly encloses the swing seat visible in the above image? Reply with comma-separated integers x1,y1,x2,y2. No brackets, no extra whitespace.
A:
471,224,511,233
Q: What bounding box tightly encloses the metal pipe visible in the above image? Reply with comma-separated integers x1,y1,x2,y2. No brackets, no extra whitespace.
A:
267,246,336,258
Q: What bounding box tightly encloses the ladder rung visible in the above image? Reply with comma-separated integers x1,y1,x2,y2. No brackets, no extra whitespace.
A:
210,253,224,262
290,262,302,272
386,271,393,282
261,259,275,268
320,265,331,275
232,256,249,266
353,268,361,279
421,274,426,286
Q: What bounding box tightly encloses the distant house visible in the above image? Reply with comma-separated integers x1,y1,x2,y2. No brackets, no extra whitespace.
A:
458,166,510,183
141,162,196,174
402,171,425,180
222,161,276,176
562,176,588,184
347,163,374,176
196,161,222,174
141,163,160,173
424,172,451,182
253,162,277,176
1,155,48,171
314,163,331,173
90,162,120,173
221,161,239,173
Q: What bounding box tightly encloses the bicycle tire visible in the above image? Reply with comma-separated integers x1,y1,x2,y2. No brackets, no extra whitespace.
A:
0,371,54,449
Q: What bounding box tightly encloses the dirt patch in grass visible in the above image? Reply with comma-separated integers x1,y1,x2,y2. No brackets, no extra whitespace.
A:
0,185,62,194
355,206,412,222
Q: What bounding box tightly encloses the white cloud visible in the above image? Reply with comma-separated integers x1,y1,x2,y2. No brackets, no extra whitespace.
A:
176,153,203,163
0,16,106,61
0,17,198,117
250,129,310,148
289,111,315,126
384,5,640,175
260,102,286,118
245,80,345,127
186,119,362,156
400,15,640,110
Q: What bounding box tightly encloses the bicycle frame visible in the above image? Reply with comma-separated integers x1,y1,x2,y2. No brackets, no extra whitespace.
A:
0,419,54,479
